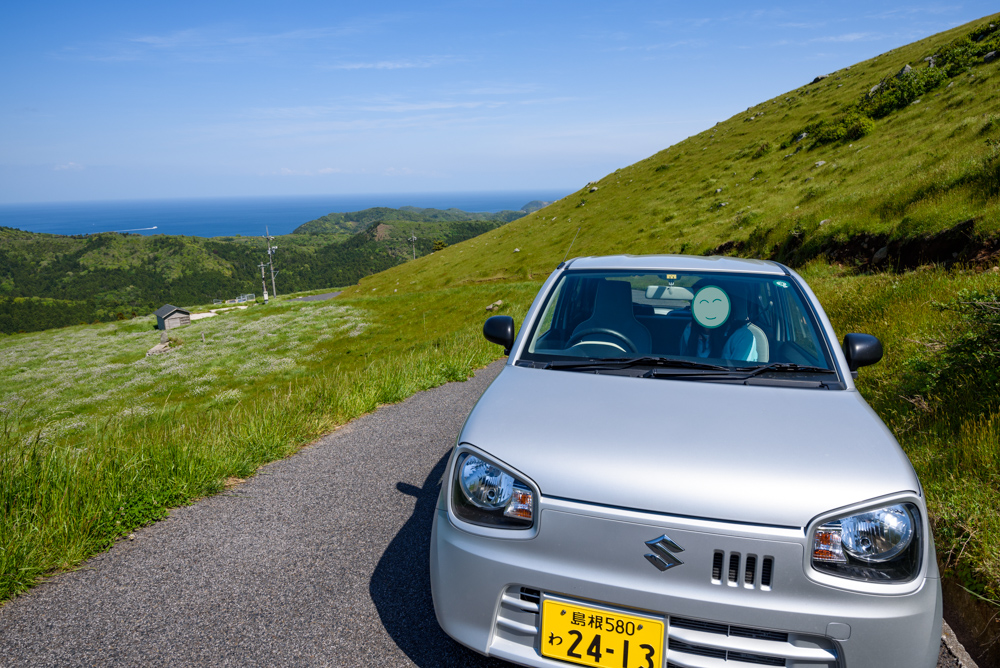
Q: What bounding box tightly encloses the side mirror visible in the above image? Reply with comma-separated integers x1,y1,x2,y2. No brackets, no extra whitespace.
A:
842,333,883,372
484,315,515,355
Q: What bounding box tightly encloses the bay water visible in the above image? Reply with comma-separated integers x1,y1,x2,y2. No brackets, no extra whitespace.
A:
0,191,568,238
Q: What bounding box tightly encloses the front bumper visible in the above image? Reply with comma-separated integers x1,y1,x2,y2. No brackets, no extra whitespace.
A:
431,496,942,668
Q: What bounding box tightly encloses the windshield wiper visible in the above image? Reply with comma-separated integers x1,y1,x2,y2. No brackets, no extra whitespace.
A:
643,361,837,381
539,358,837,382
740,362,837,378
543,356,732,372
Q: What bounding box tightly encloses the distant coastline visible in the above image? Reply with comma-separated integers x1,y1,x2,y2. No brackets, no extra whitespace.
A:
0,191,570,238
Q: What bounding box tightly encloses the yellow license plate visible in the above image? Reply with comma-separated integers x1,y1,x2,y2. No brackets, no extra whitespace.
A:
540,598,665,668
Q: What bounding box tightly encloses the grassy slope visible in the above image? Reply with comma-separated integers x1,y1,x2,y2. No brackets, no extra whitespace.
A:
346,15,1000,296
3,13,999,612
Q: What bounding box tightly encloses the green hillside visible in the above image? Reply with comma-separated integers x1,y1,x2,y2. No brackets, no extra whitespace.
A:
0,204,544,333
348,16,1000,295
292,204,541,235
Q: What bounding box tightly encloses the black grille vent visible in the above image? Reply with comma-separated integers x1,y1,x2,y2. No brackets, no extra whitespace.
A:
728,651,786,666
712,551,774,590
670,638,786,666
670,639,726,660
519,587,540,605
712,551,724,581
744,555,757,585
670,617,729,635
671,617,788,644
730,625,789,643
761,557,774,588
728,553,740,583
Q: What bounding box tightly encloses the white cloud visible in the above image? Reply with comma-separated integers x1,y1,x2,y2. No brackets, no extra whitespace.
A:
63,21,385,63
812,32,880,43
276,167,312,176
53,162,84,171
359,100,497,113
325,58,444,70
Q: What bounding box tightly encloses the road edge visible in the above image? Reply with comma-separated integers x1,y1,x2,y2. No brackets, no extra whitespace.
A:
943,621,980,668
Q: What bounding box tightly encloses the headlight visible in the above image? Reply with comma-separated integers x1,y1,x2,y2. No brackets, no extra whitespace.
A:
451,452,534,529
812,503,921,582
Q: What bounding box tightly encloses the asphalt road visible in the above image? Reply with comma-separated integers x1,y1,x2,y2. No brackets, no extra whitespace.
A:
0,360,963,667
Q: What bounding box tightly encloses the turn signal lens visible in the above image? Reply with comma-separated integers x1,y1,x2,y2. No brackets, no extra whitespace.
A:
503,486,534,520
813,527,847,563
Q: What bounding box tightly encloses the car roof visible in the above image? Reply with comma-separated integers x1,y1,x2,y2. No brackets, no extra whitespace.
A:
563,254,787,275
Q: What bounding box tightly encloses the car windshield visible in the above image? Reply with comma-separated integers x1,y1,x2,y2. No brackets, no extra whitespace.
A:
522,270,834,371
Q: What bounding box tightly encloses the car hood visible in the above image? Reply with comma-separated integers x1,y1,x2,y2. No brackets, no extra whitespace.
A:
459,365,919,528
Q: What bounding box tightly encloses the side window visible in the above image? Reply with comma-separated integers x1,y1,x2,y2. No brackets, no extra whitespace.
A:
530,276,597,351
528,281,563,352
786,295,821,359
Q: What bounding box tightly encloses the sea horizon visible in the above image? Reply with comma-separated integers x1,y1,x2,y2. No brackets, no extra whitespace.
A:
0,190,571,238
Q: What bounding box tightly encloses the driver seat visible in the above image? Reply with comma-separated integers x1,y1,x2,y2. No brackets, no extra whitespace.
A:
570,280,651,354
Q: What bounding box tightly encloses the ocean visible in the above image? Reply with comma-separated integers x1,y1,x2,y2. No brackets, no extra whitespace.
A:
0,191,569,238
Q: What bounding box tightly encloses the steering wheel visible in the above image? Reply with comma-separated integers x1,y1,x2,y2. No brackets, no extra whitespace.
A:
566,328,638,354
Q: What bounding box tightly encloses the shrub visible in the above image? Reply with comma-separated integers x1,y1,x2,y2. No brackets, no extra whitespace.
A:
857,66,949,119
977,138,1000,199
903,288,1000,423
812,120,847,144
845,115,875,140
980,115,1000,135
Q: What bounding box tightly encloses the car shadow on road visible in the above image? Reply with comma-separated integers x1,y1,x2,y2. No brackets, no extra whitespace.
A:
370,452,509,667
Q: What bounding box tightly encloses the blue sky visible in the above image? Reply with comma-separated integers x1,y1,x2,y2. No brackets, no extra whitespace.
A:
1,1,995,203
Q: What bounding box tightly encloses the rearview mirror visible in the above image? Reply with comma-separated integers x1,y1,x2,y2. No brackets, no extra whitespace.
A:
842,333,883,372
484,315,515,355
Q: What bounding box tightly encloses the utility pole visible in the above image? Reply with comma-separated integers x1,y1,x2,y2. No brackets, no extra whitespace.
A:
264,227,279,297
408,232,418,260
258,262,269,303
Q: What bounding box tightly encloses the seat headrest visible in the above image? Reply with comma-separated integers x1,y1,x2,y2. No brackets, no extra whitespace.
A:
592,280,634,320
729,290,749,322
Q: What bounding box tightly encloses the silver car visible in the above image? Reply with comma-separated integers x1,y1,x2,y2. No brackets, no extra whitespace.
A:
430,255,942,668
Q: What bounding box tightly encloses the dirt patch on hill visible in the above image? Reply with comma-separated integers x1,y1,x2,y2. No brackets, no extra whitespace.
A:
711,218,1000,272
820,218,1000,272
373,223,392,241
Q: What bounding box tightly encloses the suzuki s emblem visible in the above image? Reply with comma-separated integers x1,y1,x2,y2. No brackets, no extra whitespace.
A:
644,534,685,572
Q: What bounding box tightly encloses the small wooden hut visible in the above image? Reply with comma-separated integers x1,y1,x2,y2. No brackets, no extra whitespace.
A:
155,304,191,331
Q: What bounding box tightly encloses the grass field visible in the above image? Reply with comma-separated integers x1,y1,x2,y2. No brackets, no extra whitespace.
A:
3,12,1000,618
0,283,538,601
803,262,1000,602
